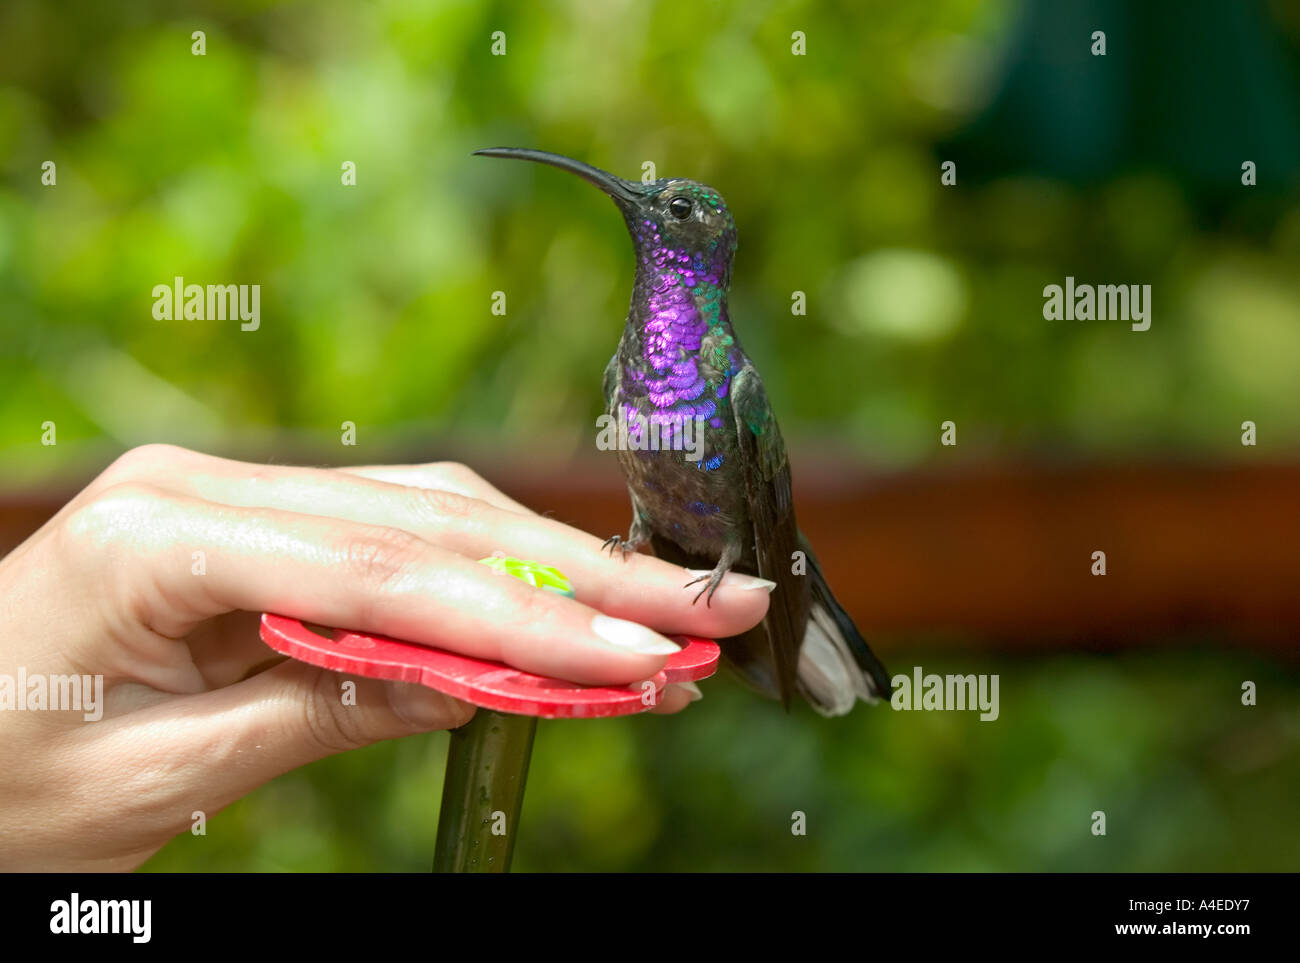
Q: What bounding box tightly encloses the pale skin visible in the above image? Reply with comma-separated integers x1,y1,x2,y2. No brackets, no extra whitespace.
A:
0,444,771,871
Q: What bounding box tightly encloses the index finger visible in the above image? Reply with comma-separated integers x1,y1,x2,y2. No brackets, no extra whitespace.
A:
61,485,685,687
97,449,774,642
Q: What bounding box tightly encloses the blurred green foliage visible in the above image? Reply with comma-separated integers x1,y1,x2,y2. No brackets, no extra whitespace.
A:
4,0,1300,480
144,649,1300,872
2,0,1299,870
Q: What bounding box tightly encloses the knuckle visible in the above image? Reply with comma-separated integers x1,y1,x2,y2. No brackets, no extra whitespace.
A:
342,526,426,596
96,444,192,487
410,485,477,524
427,461,483,487
62,482,174,550
297,668,366,753
507,577,564,632
243,461,279,486
495,583,573,670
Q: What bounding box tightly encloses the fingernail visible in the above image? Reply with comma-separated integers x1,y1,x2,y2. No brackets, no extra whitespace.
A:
386,681,455,729
687,570,776,593
678,681,704,702
590,614,683,654
729,573,777,592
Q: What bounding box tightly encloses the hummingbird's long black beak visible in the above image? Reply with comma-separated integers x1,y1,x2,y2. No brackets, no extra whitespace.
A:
473,148,648,206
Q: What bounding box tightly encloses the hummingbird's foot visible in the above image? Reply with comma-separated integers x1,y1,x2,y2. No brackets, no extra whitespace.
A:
601,534,641,561
682,544,740,608
683,568,726,607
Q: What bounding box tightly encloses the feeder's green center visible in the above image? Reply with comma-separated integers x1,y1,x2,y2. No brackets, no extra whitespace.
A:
477,555,575,597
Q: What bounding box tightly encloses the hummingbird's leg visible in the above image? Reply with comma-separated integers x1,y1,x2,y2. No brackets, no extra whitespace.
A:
601,534,646,560
683,541,741,607
602,512,651,561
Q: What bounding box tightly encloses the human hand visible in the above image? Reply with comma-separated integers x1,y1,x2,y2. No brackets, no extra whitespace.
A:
0,445,771,870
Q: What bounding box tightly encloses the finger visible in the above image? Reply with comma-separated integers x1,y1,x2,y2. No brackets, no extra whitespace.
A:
89,445,532,515
648,682,702,715
54,661,477,867
93,451,771,641
83,450,531,681
339,463,533,515
62,484,685,687
183,610,283,687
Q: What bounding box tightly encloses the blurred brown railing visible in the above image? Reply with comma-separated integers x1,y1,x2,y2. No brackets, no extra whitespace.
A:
3,455,1298,656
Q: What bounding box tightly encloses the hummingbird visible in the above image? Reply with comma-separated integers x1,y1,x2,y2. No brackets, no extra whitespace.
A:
475,148,891,715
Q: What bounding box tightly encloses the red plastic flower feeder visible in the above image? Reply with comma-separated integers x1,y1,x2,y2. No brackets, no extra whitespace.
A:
259,556,719,871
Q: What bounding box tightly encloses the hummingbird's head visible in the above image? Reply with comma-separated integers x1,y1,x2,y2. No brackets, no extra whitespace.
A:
474,148,738,271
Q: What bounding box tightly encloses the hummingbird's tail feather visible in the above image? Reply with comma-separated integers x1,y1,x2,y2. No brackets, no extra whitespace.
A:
797,600,882,716
646,527,890,714
647,531,792,704
795,537,893,717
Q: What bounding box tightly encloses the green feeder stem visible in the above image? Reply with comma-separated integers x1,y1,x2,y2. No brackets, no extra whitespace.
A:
432,556,574,873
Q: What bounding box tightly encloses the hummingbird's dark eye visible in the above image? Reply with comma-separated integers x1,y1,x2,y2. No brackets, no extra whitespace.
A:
668,197,693,219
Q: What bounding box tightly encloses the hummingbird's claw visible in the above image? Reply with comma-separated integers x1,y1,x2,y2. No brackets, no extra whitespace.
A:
683,571,723,607
602,535,634,560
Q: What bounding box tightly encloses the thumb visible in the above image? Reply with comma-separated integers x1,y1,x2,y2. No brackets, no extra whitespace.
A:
82,661,474,851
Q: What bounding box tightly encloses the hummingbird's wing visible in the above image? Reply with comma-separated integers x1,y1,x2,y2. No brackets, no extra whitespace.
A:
601,353,618,411
729,365,807,707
